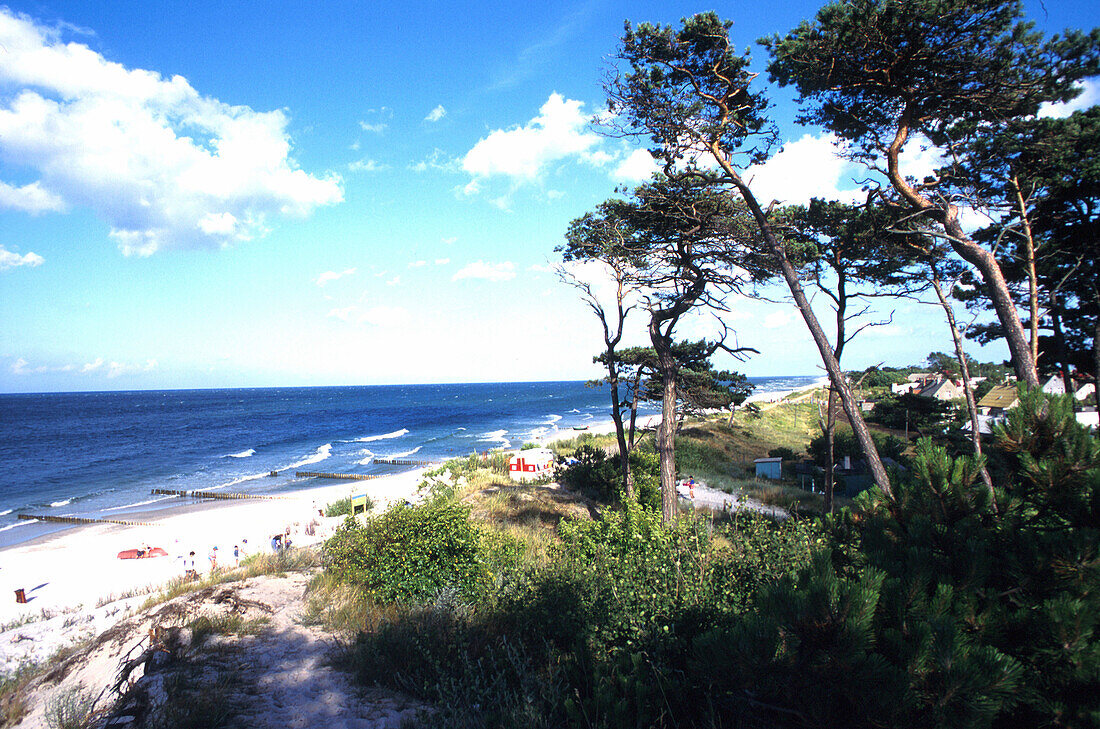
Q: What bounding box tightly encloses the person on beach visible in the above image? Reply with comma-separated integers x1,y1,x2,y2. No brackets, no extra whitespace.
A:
187,551,195,570
233,544,240,567
689,476,695,499
209,546,218,571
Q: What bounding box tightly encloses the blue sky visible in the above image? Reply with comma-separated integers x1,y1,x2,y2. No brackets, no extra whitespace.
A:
1,0,1097,392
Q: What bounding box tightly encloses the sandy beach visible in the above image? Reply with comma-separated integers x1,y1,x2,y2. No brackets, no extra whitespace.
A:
0,468,426,671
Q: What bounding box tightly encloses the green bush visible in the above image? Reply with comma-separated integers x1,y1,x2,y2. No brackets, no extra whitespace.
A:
557,444,660,509
321,499,492,602
324,495,358,517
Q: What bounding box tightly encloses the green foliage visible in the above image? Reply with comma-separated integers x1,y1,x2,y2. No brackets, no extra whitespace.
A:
867,392,954,434
768,446,798,460
44,687,95,729
321,500,493,603
341,500,826,729
808,425,906,467
324,496,354,517
556,444,660,510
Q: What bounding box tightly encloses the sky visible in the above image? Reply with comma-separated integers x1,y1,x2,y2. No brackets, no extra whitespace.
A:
1,0,1097,393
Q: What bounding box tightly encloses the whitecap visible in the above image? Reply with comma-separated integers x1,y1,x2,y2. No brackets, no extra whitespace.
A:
0,508,12,517
353,429,409,443
282,443,333,471
222,472,269,488
383,446,422,460
569,409,581,414
0,520,33,532
545,414,563,424
226,448,256,458
103,496,172,512
50,498,72,508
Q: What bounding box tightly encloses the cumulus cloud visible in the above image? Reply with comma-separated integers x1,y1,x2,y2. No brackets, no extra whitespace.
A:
1039,78,1100,119
745,134,862,206
612,149,660,183
0,244,44,270
408,148,460,174
0,9,343,256
0,180,66,214
434,258,450,265
762,311,796,329
408,260,427,268
425,105,446,122
315,268,356,286
452,261,516,282
348,158,387,173
461,93,606,184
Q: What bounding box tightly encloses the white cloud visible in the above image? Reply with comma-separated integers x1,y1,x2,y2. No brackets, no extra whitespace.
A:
81,357,105,373
1039,78,1100,119
745,134,862,206
0,179,65,213
762,311,796,329
425,105,446,122
0,244,44,270
315,268,356,286
348,158,387,173
408,148,459,174
612,148,660,183
408,260,427,268
107,358,157,378
441,236,457,245
0,9,343,256
546,189,565,200
434,258,450,265
326,304,410,327
452,261,516,282
385,275,401,286
357,107,392,135
528,263,554,273
461,93,606,184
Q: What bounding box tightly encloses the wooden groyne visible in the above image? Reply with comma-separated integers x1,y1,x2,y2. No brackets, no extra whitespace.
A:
372,459,437,467
151,488,282,501
17,513,152,527
295,471,379,481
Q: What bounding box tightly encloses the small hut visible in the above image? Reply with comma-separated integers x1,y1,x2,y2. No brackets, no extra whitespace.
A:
754,457,782,480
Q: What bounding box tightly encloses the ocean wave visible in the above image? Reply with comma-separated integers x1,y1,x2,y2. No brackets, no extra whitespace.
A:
479,430,511,448
545,414,562,424
569,409,581,413
223,472,269,488
283,443,333,471
354,428,409,443
51,498,72,508
226,448,256,458
0,509,11,517
582,413,594,420
0,521,33,533
102,496,173,512
383,446,422,460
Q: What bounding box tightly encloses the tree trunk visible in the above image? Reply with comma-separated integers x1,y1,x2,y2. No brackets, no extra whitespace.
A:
883,117,1039,388
931,275,995,501
1012,177,1040,367
656,356,679,524
607,362,634,500
824,387,836,514
718,166,892,497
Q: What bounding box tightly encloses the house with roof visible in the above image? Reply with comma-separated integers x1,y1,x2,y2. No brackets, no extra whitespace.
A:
919,379,962,401
1042,375,1068,395
977,385,1019,416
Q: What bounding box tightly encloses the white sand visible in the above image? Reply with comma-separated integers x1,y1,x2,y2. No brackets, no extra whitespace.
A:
0,469,426,629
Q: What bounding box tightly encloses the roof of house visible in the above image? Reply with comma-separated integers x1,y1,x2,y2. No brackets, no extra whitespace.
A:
920,380,960,399
754,457,783,463
978,385,1019,409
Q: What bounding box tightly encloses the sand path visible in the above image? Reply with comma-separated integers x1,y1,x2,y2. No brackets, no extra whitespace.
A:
220,573,423,729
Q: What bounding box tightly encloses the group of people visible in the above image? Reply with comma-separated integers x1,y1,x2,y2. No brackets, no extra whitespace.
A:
180,539,247,579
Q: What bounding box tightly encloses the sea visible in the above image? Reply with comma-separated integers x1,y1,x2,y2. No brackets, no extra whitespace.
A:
0,376,820,548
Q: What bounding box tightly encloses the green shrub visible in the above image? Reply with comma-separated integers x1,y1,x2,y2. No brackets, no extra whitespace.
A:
321,500,492,602
557,444,660,509
324,495,355,517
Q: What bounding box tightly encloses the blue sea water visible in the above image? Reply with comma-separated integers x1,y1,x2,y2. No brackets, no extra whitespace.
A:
0,376,819,548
